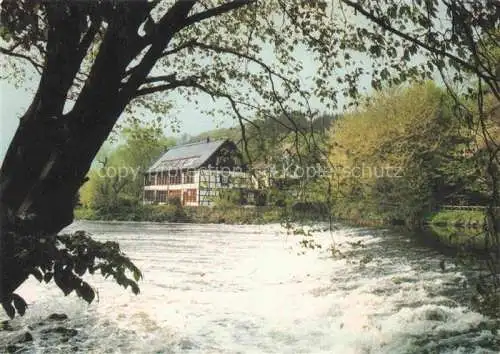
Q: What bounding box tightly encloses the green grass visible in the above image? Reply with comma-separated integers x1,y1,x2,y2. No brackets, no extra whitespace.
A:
73,205,284,224
185,206,283,224
427,210,486,227
428,224,486,250
74,207,96,220
424,210,496,251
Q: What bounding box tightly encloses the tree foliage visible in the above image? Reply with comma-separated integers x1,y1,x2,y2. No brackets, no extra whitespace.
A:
2,230,141,318
328,83,483,224
80,121,176,212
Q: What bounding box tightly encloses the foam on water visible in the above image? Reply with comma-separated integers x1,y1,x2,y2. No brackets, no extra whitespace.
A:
1,221,498,353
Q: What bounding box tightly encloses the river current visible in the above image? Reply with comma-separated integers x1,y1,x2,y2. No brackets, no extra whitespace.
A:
1,221,499,353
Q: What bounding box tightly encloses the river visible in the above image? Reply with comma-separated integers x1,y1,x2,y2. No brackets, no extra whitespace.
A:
1,221,499,353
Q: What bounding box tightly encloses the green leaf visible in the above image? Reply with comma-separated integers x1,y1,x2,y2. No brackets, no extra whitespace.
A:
44,272,53,283
11,294,27,316
133,268,142,282
31,268,43,282
130,282,140,295
2,301,15,319
78,282,95,304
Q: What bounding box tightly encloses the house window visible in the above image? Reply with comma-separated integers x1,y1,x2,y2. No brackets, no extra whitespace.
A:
144,190,155,202
169,171,182,185
168,190,182,200
146,174,156,185
183,189,197,203
156,190,167,203
183,170,194,184
219,174,230,186
156,172,168,185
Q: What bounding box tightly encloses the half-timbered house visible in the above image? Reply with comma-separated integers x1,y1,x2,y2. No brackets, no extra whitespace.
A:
143,138,252,206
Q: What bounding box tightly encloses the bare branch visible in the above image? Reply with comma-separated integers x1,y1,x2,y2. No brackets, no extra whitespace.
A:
161,40,312,112
179,41,295,86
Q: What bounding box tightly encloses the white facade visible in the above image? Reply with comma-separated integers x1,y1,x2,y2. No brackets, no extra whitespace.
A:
144,139,253,207
144,169,252,207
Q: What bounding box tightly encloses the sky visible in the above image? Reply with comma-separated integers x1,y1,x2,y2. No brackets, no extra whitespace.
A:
0,44,430,163
0,1,436,163
0,82,27,161
0,79,238,161
0,1,387,162
0,46,332,162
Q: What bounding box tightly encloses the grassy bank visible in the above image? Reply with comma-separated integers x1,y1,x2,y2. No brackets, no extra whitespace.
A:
425,224,487,251
331,206,400,228
74,204,497,253
426,210,486,228
74,204,284,224
423,209,500,251
330,208,498,253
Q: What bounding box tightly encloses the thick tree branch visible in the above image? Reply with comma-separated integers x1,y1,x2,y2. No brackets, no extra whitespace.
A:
181,0,255,28
77,19,101,60
71,2,153,118
127,0,256,91
117,1,196,105
134,82,185,97
143,73,177,84
161,40,197,57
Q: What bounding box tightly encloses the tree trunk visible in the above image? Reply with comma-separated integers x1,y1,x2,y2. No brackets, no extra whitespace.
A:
0,41,130,299
0,103,116,301
0,0,197,303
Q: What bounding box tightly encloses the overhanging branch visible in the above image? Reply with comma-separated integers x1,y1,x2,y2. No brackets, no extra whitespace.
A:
181,0,255,29
143,73,177,84
0,46,43,74
163,41,296,89
160,40,312,114
340,0,497,84
134,75,197,97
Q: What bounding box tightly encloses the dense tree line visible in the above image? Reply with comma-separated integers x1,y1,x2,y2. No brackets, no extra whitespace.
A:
79,121,176,214
328,82,498,226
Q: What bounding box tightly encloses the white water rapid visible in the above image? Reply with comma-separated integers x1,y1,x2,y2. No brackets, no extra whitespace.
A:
1,221,498,353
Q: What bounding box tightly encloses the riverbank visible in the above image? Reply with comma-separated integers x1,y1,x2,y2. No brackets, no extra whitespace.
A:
328,207,500,255
74,205,284,225
423,209,500,251
426,210,486,228
75,205,498,252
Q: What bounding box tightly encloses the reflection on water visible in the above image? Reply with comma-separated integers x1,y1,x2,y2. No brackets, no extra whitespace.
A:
1,221,499,353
